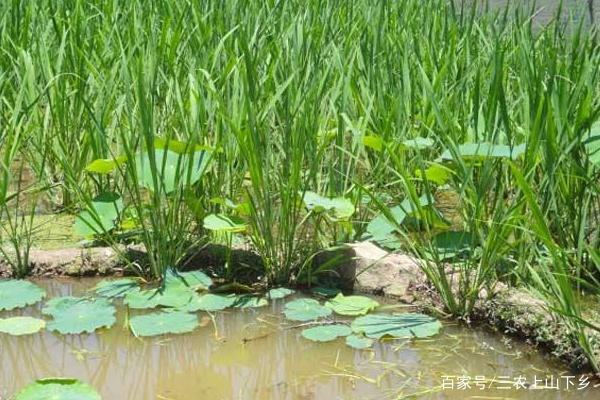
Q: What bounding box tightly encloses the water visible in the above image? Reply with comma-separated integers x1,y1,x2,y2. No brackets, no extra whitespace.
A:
486,0,598,25
1,278,598,399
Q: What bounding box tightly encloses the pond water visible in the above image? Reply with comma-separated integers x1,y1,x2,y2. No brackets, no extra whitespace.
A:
487,0,598,24
1,278,599,399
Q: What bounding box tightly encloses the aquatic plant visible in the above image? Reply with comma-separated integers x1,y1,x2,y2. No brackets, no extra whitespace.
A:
15,378,101,400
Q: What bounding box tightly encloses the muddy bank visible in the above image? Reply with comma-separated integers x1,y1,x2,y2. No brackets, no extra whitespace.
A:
1,240,597,371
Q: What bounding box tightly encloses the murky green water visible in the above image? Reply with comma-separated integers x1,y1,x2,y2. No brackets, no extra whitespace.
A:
1,278,599,399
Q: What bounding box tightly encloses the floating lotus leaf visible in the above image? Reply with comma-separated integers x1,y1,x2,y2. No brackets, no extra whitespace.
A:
283,298,332,321
124,286,194,309
74,192,123,237
43,297,116,334
179,293,237,312
233,295,268,308
164,268,212,290
92,278,139,298
15,378,101,400
42,297,82,315
325,293,379,316
129,311,199,337
345,334,374,349
0,280,46,311
301,324,352,342
267,288,295,300
351,313,442,339
0,317,45,336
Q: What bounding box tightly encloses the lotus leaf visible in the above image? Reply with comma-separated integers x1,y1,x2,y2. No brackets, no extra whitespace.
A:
302,191,355,219
283,298,332,321
84,156,126,174
0,280,46,311
43,297,116,334
346,334,374,349
15,378,101,400
430,230,475,260
267,287,295,299
362,135,383,151
179,293,236,312
42,297,82,315
136,149,211,193
351,313,442,339
74,192,123,237
301,324,352,342
203,214,247,233
0,317,45,336
325,293,379,316
129,311,199,337
93,278,139,298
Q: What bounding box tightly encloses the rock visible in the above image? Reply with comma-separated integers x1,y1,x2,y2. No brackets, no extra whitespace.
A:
335,241,425,303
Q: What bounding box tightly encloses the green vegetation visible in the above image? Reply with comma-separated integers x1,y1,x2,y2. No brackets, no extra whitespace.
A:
1,0,600,372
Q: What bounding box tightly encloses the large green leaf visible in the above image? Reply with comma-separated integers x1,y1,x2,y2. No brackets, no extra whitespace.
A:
203,214,247,233
345,334,374,349
362,135,384,151
302,191,355,219
415,162,452,185
43,297,116,334
74,192,123,237
301,324,352,342
178,293,237,312
351,313,442,339
124,286,194,309
283,298,332,321
367,195,432,239
164,269,213,291
440,142,526,161
135,148,211,193
267,287,295,300
0,280,46,311
430,230,475,260
325,293,379,316
15,378,101,400
129,311,199,337
84,156,127,174
92,278,139,298
0,317,45,336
